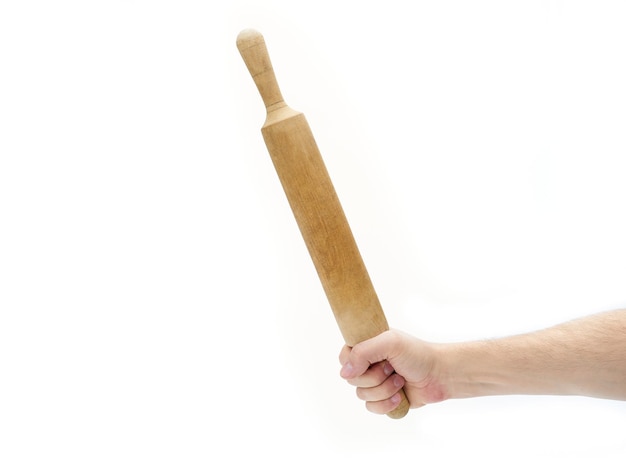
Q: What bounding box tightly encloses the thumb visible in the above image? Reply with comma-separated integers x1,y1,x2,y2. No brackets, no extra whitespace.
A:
340,331,399,379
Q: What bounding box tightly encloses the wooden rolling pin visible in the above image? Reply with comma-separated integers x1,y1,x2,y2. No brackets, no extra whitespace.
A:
237,29,410,419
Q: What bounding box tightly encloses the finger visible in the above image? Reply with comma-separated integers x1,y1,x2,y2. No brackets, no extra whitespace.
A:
341,331,401,379
364,392,403,415
345,361,394,388
338,345,351,366
356,373,405,402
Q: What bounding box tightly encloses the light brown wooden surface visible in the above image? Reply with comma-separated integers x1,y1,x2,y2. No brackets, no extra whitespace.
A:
237,29,409,419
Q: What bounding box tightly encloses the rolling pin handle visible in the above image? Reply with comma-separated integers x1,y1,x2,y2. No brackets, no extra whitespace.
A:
236,29,285,111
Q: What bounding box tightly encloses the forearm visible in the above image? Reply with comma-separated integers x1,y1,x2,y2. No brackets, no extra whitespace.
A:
441,309,626,401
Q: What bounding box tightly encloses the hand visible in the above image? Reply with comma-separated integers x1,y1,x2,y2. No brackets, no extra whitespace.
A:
339,329,447,414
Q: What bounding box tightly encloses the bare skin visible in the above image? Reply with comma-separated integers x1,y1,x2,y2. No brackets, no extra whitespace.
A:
339,309,626,415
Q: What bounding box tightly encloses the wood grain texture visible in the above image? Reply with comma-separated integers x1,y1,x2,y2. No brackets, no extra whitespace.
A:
237,29,409,419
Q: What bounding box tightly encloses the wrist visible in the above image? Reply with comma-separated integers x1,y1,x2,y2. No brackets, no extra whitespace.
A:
438,340,525,400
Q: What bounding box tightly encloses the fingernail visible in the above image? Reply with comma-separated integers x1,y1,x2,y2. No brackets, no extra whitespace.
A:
390,393,401,405
383,362,394,376
393,375,404,388
340,362,354,378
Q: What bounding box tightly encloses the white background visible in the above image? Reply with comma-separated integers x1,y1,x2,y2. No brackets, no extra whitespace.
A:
1,1,625,470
